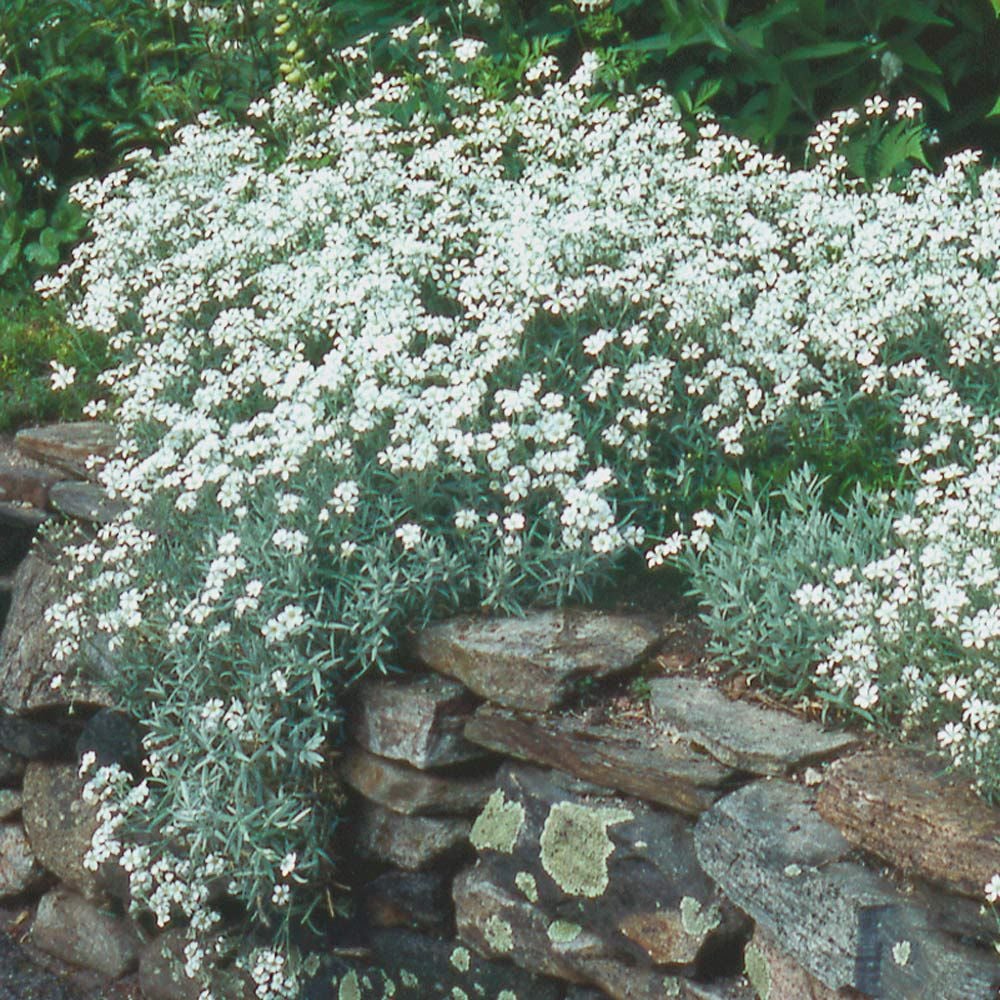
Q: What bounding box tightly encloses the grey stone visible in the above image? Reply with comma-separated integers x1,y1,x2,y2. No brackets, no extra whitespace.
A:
0,466,61,510
0,550,114,712
0,823,45,898
30,887,139,978
355,801,472,871
340,746,495,816
0,750,26,787
465,704,739,817
650,677,859,776
361,870,453,932
413,609,662,711
466,763,744,968
48,481,128,525
743,926,840,1000
694,779,1000,998
14,423,117,482
0,930,83,1000
0,790,20,822
0,502,49,530
453,864,677,1000
22,762,102,900
75,709,143,776
139,930,253,1000
349,673,485,769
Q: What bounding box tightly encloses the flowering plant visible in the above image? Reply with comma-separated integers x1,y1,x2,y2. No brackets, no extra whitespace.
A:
42,20,999,992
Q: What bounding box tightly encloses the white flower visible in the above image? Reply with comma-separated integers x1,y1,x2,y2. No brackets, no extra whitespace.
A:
896,97,923,120
395,523,423,551
985,874,1000,903
864,94,890,117
49,361,77,391
854,682,879,711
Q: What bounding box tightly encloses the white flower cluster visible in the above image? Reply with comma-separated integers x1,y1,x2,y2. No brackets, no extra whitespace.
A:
42,23,1000,991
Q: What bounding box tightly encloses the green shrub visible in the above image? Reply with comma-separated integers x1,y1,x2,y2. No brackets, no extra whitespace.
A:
0,0,278,289
0,290,107,431
43,24,1000,996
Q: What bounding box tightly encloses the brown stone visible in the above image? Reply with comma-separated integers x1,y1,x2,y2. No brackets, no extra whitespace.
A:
413,609,662,711
0,549,114,712
694,779,1000,999
0,466,61,510
48,480,128,524
650,677,859,776
816,748,1000,900
355,801,472,871
468,764,744,968
14,423,117,481
22,762,102,899
0,822,45,898
349,673,485,769
340,746,495,816
465,704,739,817
30,887,139,978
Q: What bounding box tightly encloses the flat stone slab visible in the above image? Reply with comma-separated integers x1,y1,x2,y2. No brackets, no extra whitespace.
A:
48,481,128,525
694,780,1000,998
340,746,495,816
817,748,1000,900
467,763,743,968
15,423,117,482
413,609,662,711
651,677,859,775
349,673,485,769
465,704,739,817
30,887,139,978
355,801,472,871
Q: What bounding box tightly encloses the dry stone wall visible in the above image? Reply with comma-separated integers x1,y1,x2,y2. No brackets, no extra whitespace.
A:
0,423,999,1000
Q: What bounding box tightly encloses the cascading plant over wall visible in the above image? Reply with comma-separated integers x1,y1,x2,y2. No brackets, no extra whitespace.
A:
38,16,1000,996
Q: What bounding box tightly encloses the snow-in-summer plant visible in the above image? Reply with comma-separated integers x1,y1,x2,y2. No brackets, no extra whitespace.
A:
40,18,1000,994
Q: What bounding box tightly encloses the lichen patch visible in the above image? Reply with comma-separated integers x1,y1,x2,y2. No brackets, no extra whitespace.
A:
514,871,538,902
470,789,525,854
484,914,515,953
538,800,633,897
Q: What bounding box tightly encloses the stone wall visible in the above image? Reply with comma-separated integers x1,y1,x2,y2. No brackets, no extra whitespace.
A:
0,423,999,1000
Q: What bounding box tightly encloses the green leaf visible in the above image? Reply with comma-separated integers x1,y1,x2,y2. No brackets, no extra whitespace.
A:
988,95,1000,117
888,38,942,75
783,40,870,61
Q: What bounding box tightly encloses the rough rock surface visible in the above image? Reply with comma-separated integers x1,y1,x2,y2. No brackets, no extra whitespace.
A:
0,930,84,1000
413,609,662,711
467,763,743,968
361,870,454,932
0,790,21,822
0,822,46,898
694,779,1000,998
355,801,472,871
349,673,485,769
0,550,113,712
47,481,127,525
465,704,739,816
30,887,139,978
340,746,495,816
453,864,683,1000
14,423,117,482
816,748,1000,900
140,930,252,1000
21,763,102,900
0,467,61,512
650,677,859,775
743,926,841,1000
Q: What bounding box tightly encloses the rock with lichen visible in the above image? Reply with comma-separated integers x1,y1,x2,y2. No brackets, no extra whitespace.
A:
465,763,746,969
